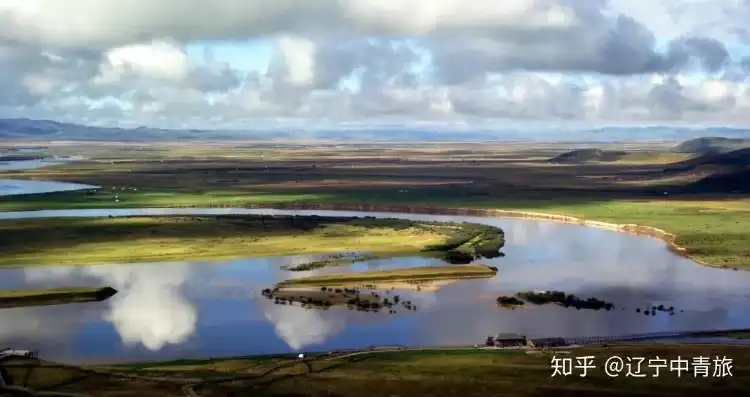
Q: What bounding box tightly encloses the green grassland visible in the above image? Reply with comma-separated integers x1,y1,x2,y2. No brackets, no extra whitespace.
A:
1,188,747,268
1,143,748,269
2,345,748,397
0,214,501,267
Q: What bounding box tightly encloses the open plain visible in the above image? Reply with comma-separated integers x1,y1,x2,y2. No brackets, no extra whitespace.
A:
1,344,749,397
1,140,750,397
1,141,748,268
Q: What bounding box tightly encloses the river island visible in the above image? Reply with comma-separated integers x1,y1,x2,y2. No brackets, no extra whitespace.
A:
0,286,117,308
0,215,504,267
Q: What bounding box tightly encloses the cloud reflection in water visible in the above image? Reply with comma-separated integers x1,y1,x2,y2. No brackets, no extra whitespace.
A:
1,210,749,363
259,298,346,351
22,262,198,351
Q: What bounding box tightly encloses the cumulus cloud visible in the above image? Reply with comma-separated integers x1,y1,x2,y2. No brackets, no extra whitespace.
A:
1,0,750,127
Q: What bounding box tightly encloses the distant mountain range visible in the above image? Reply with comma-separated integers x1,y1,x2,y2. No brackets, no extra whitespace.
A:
0,118,749,142
587,126,750,142
0,118,229,141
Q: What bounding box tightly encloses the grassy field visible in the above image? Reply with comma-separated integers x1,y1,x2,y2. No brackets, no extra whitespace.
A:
0,142,748,269
712,331,750,339
2,189,746,268
1,345,748,396
0,286,116,308
275,265,497,287
0,286,104,298
0,215,500,267
612,151,694,165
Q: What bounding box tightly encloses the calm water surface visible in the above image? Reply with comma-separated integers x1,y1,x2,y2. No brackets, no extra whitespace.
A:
0,179,97,196
0,157,97,196
0,156,83,171
0,208,748,364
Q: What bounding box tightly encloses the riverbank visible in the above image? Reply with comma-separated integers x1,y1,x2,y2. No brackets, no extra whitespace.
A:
0,286,117,308
1,345,748,396
233,202,747,270
0,214,503,267
275,265,498,287
0,188,746,269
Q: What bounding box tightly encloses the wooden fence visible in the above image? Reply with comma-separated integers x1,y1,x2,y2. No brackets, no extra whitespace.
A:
563,328,750,346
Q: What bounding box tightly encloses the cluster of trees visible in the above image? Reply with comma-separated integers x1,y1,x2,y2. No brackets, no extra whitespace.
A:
421,223,505,264
514,290,615,311
496,296,525,307
260,286,417,314
637,304,676,316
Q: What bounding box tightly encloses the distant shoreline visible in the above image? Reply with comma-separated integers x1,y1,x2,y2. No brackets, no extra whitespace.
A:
0,286,117,308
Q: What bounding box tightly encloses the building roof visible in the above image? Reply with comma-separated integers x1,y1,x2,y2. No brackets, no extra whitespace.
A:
529,337,566,343
495,333,526,340
0,348,35,355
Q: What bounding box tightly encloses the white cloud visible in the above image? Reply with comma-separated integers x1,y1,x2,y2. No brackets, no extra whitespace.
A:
274,36,317,87
0,0,749,128
94,40,190,85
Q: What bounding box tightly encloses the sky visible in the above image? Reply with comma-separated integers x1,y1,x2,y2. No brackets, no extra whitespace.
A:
1,0,750,130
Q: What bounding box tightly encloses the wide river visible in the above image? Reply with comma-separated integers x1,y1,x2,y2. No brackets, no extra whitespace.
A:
1,206,749,364
1,159,748,363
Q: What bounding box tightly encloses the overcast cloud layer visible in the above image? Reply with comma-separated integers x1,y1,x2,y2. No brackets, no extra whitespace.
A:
2,0,750,128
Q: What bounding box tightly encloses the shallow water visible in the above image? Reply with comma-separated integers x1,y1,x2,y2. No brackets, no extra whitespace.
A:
0,179,97,196
0,156,83,172
0,157,97,196
0,208,748,364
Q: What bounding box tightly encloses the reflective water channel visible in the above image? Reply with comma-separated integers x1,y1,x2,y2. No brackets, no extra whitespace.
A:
0,207,747,364
0,156,96,196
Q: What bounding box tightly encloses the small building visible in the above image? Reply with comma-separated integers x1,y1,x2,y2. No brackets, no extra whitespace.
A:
492,333,527,347
527,338,567,348
0,348,39,359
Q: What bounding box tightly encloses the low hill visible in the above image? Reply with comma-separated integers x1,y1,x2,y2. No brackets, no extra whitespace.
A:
675,137,750,154
549,149,628,164
665,148,750,173
686,169,750,193
665,148,750,193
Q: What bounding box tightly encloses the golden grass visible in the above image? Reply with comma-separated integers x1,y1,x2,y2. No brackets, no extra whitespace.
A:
275,264,497,287
0,286,102,298
0,286,115,309
0,215,486,267
613,151,694,165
